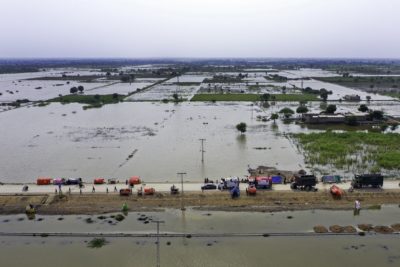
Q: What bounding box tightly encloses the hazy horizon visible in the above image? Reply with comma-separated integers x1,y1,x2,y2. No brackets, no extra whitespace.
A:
1,0,399,58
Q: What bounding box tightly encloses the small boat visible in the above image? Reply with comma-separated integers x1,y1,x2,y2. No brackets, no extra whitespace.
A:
330,185,343,197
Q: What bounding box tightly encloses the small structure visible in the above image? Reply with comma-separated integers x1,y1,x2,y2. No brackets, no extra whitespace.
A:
302,113,345,124
343,94,361,101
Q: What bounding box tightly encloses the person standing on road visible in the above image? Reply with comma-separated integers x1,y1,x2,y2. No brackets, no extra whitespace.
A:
354,199,361,215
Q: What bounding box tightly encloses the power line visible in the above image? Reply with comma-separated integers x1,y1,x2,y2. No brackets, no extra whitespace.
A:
151,220,165,267
177,172,187,211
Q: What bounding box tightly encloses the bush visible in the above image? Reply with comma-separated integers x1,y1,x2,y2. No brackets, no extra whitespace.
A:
236,122,247,134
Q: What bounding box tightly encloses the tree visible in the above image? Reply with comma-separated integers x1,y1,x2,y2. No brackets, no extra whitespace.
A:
78,85,84,93
94,94,100,101
236,122,247,134
320,91,328,102
358,104,369,112
172,93,179,101
366,95,371,102
70,87,78,94
260,93,270,101
368,110,384,120
325,104,337,114
279,107,294,119
296,105,309,113
112,93,119,99
271,113,279,122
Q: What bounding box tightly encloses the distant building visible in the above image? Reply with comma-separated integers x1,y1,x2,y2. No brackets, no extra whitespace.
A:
302,112,370,124
343,94,361,101
302,113,345,124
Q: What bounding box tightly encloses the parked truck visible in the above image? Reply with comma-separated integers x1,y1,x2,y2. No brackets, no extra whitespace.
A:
290,175,317,191
351,174,383,189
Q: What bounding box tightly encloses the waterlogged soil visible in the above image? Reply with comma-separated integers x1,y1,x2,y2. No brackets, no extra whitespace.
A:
2,190,400,215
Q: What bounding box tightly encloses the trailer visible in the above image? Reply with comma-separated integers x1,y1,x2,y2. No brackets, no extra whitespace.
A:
119,188,132,196
255,176,272,190
321,175,341,184
65,178,82,185
351,174,383,189
290,175,317,191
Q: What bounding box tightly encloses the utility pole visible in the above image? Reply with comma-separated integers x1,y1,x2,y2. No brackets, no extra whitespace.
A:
177,172,187,210
175,74,180,95
199,139,206,163
152,220,165,267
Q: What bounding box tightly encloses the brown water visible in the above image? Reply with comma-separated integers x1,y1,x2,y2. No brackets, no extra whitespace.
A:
0,206,399,267
1,100,399,183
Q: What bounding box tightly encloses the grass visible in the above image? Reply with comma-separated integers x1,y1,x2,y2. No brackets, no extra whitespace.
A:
190,93,319,102
87,238,108,248
292,131,400,172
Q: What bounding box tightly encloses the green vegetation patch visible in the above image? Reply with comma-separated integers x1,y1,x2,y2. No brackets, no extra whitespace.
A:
292,131,400,172
49,94,125,109
191,93,318,102
87,238,108,248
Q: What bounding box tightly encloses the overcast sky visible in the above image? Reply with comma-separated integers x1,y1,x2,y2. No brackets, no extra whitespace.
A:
0,0,399,58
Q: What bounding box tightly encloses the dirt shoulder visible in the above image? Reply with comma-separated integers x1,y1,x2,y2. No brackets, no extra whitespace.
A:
1,190,400,215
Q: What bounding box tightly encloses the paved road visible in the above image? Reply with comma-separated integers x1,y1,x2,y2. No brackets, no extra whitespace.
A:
1,180,399,194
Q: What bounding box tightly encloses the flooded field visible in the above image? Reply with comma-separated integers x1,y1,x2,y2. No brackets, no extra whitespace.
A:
0,206,399,267
1,99,400,183
1,67,400,182
0,101,305,182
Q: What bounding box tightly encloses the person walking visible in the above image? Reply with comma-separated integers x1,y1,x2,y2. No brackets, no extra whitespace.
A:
92,186,95,193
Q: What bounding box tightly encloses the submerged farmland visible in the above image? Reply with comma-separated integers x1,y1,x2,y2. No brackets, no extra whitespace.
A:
292,132,400,175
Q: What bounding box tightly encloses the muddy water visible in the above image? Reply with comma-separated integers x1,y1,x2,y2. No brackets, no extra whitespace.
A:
0,102,307,183
0,206,399,267
1,100,400,183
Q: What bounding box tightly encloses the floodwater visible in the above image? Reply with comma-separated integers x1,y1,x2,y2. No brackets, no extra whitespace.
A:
1,100,400,183
1,68,400,183
0,206,399,267
0,102,306,183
